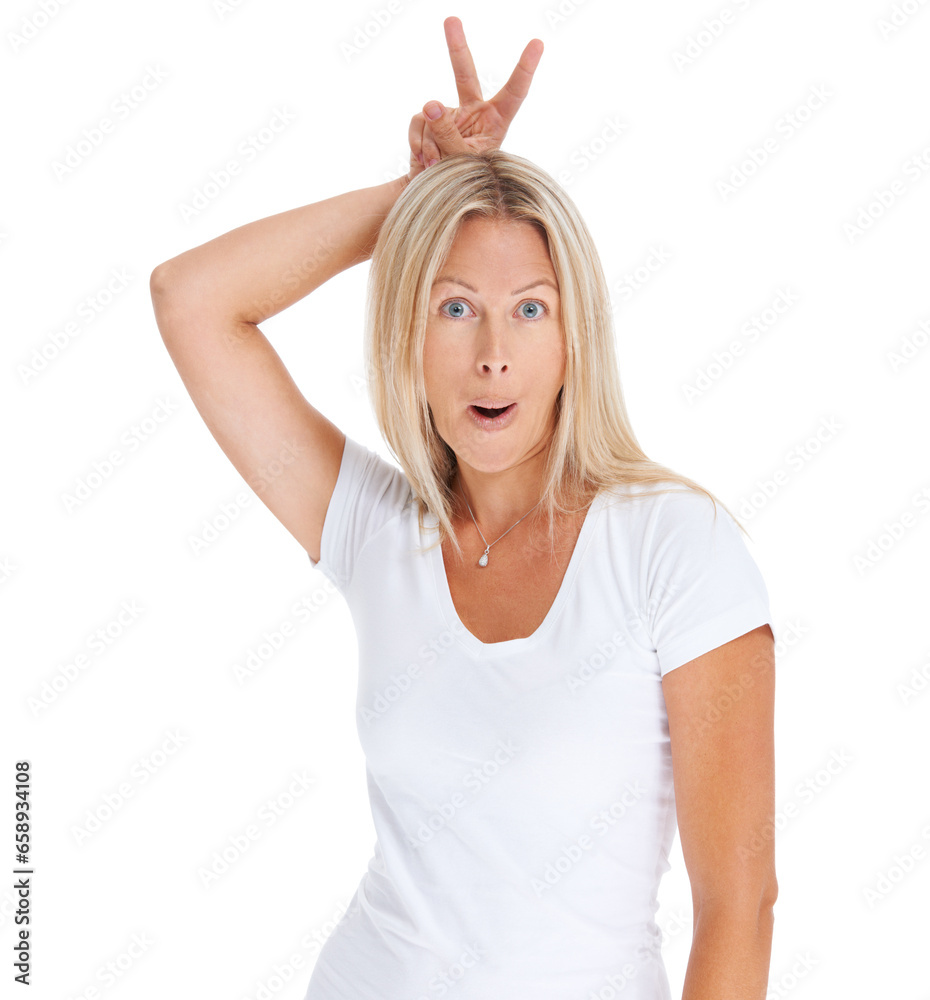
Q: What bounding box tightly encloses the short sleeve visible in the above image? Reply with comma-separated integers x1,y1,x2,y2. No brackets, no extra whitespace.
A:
308,434,412,593
642,489,774,677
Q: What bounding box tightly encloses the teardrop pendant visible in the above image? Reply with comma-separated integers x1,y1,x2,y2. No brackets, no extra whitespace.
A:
478,550,489,568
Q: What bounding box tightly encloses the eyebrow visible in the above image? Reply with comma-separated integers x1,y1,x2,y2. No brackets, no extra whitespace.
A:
433,275,559,297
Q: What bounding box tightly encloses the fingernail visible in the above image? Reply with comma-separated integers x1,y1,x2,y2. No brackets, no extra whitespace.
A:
425,101,443,120
428,158,438,168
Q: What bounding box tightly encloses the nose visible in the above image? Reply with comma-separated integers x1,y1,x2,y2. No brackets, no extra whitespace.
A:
475,317,509,373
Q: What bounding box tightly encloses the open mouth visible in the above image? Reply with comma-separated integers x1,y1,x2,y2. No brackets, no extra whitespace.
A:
471,404,514,419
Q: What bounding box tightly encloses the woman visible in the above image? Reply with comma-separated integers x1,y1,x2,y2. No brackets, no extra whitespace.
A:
151,17,777,1000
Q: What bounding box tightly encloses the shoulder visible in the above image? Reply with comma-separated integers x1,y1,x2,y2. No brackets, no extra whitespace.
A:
597,478,721,530
341,434,415,512
316,434,417,590
594,480,741,582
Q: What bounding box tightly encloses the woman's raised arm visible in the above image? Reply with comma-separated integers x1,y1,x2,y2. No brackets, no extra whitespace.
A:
149,175,407,563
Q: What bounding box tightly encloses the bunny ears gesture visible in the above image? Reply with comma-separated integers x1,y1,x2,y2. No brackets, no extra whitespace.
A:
406,16,544,183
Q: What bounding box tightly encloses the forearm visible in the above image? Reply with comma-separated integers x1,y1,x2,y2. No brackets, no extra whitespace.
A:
152,173,408,324
680,904,775,1000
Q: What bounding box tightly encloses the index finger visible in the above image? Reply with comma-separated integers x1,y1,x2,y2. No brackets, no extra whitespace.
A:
489,36,544,126
443,16,483,107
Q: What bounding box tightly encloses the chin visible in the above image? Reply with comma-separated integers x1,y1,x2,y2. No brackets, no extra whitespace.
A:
451,439,528,474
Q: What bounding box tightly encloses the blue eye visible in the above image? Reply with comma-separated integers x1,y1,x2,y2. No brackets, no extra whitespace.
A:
443,300,469,318
439,299,547,320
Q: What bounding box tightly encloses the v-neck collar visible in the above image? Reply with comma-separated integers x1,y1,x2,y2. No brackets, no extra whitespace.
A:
428,490,606,658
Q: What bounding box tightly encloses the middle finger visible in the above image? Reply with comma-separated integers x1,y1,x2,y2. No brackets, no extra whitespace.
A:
443,16,482,107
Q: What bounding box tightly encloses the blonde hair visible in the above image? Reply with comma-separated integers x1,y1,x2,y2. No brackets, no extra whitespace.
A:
365,150,749,561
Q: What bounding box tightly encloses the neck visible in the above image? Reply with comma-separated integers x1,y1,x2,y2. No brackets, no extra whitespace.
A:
451,456,549,538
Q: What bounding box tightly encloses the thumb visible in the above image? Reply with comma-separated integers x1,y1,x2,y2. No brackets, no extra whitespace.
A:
422,101,469,155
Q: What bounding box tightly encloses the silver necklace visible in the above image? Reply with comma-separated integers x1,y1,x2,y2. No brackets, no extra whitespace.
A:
458,487,544,568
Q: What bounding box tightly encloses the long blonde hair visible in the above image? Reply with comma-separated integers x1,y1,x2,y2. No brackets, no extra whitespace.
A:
365,150,748,561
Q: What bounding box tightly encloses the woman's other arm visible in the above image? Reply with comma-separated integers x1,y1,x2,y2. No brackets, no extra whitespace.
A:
662,624,778,1000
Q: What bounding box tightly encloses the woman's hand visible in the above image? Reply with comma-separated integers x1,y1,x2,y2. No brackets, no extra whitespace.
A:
405,16,544,185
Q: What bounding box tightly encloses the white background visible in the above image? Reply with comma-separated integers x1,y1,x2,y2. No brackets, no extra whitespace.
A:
4,0,930,998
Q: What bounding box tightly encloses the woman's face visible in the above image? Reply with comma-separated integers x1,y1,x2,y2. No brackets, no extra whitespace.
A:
423,216,565,477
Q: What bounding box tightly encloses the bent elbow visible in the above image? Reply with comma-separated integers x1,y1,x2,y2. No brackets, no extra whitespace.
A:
150,260,183,304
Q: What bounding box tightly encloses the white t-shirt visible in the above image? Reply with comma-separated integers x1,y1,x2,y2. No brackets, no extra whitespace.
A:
303,434,773,1000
